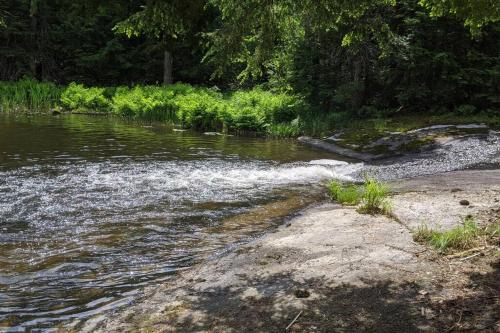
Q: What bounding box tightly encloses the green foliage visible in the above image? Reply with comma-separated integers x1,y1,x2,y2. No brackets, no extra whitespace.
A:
56,82,302,133
414,217,481,253
174,88,225,130
114,1,205,39
60,83,110,113
112,86,179,122
419,0,500,34
1,0,499,126
266,120,300,138
358,178,391,214
0,78,61,112
328,178,391,213
328,180,363,206
299,112,350,138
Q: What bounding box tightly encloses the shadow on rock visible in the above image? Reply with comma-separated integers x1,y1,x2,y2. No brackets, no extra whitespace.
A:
131,258,499,333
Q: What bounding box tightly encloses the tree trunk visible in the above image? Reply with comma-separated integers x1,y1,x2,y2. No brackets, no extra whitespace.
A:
163,50,173,85
30,0,38,79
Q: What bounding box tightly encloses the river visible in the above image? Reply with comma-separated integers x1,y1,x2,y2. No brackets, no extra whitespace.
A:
1,114,499,332
0,114,361,332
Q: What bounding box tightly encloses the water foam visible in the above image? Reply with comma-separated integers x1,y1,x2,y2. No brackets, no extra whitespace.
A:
0,159,360,229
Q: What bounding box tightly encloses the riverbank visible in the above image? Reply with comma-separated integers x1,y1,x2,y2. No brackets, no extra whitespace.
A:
88,169,500,332
2,79,499,141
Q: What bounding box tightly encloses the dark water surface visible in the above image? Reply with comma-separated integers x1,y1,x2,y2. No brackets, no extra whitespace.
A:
0,114,359,331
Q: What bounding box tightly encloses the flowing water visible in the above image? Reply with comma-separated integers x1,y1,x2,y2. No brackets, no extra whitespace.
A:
0,114,360,332
1,114,499,332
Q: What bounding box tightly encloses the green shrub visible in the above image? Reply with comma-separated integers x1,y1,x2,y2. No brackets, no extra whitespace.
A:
328,180,363,206
413,217,481,253
358,178,391,214
175,89,225,130
3,80,306,134
60,82,110,112
112,86,177,122
0,78,61,112
226,88,303,132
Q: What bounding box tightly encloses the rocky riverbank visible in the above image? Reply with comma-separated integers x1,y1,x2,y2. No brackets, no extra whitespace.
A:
87,169,500,333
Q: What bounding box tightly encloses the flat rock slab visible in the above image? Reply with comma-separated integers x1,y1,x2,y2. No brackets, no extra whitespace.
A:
90,170,500,333
390,170,500,230
298,136,383,161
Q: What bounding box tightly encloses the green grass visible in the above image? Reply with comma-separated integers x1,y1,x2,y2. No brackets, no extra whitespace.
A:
413,217,486,253
266,121,300,138
328,178,390,214
0,78,62,112
328,180,363,206
358,178,391,214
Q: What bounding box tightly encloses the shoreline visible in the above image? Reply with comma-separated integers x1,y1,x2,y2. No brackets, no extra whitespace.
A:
89,169,500,333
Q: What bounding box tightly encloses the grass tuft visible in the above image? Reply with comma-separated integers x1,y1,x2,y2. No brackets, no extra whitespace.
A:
358,178,391,214
328,177,390,214
413,217,485,253
328,180,363,206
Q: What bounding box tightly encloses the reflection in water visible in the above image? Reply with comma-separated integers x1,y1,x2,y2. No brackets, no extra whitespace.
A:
0,114,357,331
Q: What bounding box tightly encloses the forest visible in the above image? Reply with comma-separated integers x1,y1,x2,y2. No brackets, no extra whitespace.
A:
1,2,500,332
1,0,499,136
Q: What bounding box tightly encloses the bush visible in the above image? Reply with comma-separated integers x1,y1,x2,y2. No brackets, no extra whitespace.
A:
60,82,110,113
112,86,177,122
328,180,363,206
226,88,303,132
4,80,306,135
175,89,225,130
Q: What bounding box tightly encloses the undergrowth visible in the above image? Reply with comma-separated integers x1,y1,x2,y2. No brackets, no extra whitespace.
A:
4,80,497,137
0,78,62,112
59,83,305,134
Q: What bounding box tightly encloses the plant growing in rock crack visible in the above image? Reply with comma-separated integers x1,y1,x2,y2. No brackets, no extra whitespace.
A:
328,180,363,206
358,178,392,215
328,178,391,215
413,217,499,253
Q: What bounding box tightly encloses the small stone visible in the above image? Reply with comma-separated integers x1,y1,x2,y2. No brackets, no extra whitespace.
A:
459,200,470,206
294,289,310,298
